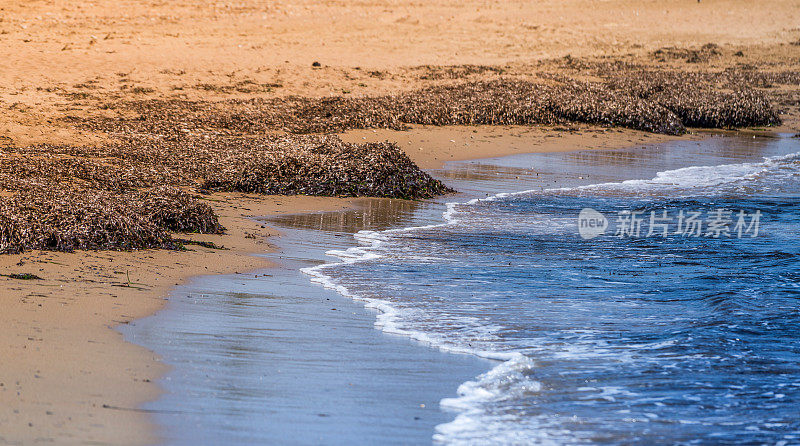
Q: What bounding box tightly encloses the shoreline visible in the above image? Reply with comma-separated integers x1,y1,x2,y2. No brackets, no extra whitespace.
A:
122,195,493,444
1,123,773,444
0,124,698,444
120,130,800,444
0,193,354,444
293,134,800,444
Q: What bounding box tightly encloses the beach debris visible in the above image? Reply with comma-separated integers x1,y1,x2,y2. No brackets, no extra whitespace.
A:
136,186,224,234
0,184,229,254
412,64,506,80
605,71,781,128
0,188,178,254
173,238,228,250
196,136,452,198
651,43,721,63
87,64,784,137
0,134,449,253
1,273,43,280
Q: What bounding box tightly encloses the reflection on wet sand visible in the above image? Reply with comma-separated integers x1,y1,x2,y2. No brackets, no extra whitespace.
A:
565,133,774,167
435,163,539,182
266,198,424,233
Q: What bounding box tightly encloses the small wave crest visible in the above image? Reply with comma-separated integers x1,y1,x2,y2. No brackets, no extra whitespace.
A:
434,354,560,445
456,151,800,206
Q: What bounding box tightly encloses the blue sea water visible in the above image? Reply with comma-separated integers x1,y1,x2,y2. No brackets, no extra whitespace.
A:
304,135,800,444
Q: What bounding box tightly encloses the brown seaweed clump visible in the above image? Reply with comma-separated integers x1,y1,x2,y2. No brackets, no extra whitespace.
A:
90,69,781,138
197,137,451,199
393,80,685,134
652,43,721,63
0,152,228,254
0,134,449,253
0,134,450,199
134,186,224,234
0,189,176,254
89,80,686,135
603,71,781,129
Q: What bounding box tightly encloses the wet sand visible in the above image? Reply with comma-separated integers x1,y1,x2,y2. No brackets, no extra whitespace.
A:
341,125,702,169
121,202,492,444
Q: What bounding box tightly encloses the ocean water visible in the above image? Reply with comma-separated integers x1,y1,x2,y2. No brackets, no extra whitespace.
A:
303,134,800,444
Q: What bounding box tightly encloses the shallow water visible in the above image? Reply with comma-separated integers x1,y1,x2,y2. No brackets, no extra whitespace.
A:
125,133,800,444
122,212,488,445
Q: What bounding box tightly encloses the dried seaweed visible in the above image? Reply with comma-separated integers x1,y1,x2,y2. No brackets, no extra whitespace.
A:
0,188,177,254
652,43,721,63
3,273,43,280
86,69,781,137
0,133,448,253
604,71,781,128
135,186,224,234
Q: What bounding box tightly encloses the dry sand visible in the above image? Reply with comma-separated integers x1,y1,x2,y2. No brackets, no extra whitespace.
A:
1,0,800,444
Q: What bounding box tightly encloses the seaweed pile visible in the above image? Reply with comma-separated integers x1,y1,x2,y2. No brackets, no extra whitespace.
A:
86,66,784,137
137,186,224,234
602,70,782,128
651,43,722,63
0,188,183,254
0,135,449,199
0,134,449,253
392,80,684,134
194,137,450,198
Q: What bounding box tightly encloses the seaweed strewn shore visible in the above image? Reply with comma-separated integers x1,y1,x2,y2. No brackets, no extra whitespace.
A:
0,134,452,253
89,66,787,136
1,60,797,254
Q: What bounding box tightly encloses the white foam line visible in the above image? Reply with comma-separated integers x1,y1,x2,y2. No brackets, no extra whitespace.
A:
301,247,517,362
462,150,800,204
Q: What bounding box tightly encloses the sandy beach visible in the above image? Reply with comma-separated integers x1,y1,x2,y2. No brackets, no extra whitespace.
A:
1,0,800,444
